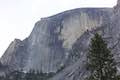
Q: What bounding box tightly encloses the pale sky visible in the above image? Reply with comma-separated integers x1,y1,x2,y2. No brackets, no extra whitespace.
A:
0,0,117,57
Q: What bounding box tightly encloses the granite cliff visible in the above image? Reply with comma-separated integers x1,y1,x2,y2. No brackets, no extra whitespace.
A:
0,0,120,80
0,8,112,73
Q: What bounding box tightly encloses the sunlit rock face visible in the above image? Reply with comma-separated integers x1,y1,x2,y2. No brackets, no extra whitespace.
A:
0,8,112,74
56,9,111,49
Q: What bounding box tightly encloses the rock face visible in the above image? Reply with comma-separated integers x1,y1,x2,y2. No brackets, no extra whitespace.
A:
0,39,28,70
0,8,112,73
1,1,120,80
50,1,120,80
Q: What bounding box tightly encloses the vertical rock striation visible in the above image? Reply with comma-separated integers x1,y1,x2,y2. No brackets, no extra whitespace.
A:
50,1,120,80
0,8,112,74
0,8,112,73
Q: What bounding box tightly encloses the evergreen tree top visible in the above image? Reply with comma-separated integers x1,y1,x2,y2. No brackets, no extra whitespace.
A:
87,33,118,80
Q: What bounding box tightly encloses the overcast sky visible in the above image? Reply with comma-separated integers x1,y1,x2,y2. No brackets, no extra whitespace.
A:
0,0,117,57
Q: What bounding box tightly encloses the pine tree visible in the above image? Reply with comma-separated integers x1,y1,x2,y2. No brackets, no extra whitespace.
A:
87,33,118,80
